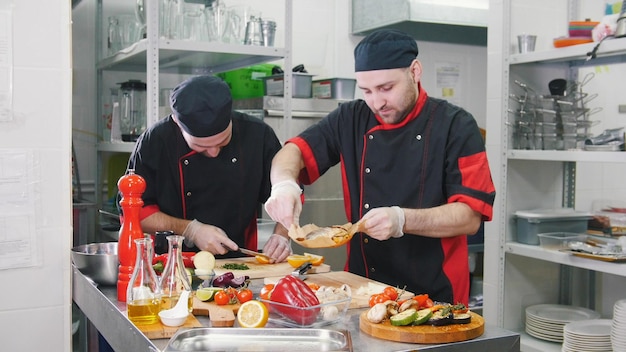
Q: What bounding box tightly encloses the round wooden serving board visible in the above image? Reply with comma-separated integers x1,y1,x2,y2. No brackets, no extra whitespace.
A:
359,311,484,344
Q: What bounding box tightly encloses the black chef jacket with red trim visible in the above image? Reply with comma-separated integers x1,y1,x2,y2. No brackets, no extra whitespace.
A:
126,113,282,257
287,89,495,304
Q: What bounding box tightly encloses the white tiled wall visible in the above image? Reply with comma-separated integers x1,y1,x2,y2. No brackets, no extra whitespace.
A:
0,1,73,351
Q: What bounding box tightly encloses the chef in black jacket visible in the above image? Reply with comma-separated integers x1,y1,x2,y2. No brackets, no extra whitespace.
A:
126,75,291,261
264,29,496,304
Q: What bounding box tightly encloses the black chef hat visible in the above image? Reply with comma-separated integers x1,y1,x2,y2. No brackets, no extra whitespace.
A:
170,75,233,137
354,29,418,72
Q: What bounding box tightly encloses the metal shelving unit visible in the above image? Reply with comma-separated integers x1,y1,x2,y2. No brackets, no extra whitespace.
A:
484,1,626,351
94,0,294,214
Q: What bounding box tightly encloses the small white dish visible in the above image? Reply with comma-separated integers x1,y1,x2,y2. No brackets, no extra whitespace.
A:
158,309,188,327
158,290,190,327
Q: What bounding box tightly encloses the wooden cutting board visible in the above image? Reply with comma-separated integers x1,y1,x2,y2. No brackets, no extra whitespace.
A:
134,314,203,339
264,271,414,309
214,257,330,279
192,297,236,327
359,311,485,344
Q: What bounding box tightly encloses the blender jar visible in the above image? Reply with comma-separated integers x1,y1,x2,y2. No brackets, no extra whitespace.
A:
118,80,147,142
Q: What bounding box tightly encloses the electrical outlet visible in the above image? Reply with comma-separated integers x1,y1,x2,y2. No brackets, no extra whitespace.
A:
619,105,626,113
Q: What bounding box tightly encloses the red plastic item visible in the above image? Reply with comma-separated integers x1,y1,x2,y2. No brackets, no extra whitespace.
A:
116,170,146,302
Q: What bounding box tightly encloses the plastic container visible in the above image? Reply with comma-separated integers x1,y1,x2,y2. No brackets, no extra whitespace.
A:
312,78,356,99
537,232,587,249
217,64,275,99
514,208,593,245
262,73,313,98
259,295,351,327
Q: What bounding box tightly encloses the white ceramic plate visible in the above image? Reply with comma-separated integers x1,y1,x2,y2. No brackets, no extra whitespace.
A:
526,304,600,323
565,319,612,337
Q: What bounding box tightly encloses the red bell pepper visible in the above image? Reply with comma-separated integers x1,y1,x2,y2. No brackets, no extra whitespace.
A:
152,252,195,268
269,275,320,325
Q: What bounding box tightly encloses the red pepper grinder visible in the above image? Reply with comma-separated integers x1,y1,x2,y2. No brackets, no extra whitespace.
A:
117,169,146,302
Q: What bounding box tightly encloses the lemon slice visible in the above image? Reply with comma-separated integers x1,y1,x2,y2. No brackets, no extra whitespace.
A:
303,252,325,266
237,300,269,328
286,254,311,268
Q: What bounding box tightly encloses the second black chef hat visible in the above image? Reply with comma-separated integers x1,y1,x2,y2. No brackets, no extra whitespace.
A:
170,75,233,137
354,29,418,72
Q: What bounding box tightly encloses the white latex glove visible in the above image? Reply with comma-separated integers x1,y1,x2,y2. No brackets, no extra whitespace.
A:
264,180,302,228
262,234,293,263
182,219,238,255
360,206,405,240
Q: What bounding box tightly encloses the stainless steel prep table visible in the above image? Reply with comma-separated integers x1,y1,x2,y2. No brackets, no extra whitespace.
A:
72,266,520,351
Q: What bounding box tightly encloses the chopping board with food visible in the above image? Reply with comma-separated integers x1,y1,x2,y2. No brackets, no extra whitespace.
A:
192,296,237,327
214,256,331,279
264,271,414,309
133,314,203,339
359,310,485,344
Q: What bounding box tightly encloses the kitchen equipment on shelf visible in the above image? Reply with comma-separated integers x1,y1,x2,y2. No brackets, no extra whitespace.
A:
71,242,119,286
615,0,626,38
243,15,264,45
127,237,161,325
117,80,147,142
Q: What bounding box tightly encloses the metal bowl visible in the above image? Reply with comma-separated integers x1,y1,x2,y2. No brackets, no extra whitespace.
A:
71,242,118,286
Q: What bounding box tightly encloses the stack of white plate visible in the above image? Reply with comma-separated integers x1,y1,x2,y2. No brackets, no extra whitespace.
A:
525,304,601,342
562,319,612,352
612,299,626,352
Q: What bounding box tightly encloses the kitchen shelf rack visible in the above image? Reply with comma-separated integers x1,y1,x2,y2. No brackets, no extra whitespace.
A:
484,1,626,352
94,0,294,224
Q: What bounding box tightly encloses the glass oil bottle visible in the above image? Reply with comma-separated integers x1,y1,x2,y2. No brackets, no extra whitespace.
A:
127,237,161,325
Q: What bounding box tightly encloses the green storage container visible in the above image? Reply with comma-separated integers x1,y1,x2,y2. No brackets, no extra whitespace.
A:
217,64,275,99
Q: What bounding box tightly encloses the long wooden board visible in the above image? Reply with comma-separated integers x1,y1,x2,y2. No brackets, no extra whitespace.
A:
264,271,414,309
214,257,330,279
134,314,203,339
359,311,485,344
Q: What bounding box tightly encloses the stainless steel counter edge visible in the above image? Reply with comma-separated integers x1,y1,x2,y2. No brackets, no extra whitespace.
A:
72,265,160,352
73,266,521,351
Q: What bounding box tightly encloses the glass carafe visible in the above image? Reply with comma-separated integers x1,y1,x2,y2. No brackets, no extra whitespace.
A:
159,235,193,313
127,237,161,325
118,80,147,142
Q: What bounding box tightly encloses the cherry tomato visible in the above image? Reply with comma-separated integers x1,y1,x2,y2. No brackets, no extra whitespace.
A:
368,293,391,307
423,298,434,309
413,293,430,307
236,288,253,303
383,286,399,301
260,284,274,300
214,290,230,305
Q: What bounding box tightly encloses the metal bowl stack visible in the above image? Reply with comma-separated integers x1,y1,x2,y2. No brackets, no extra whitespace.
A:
71,242,118,286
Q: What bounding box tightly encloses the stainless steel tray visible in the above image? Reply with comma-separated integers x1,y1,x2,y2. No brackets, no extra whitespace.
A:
164,327,352,351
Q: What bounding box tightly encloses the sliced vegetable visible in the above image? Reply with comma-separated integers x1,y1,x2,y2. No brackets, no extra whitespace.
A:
193,251,215,271
412,308,433,326
211,271,249,288
428,306,453,326
453,312,472,324
212,272,235,287
390,308,417,326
